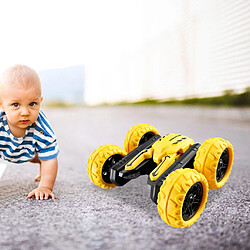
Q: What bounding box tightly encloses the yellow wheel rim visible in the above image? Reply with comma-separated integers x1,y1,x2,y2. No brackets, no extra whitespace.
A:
87,145,127,189
194,138,234,189
157,168,208,228
124,124,159,153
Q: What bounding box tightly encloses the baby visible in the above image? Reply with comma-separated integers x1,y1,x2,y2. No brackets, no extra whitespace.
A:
0,65,59,200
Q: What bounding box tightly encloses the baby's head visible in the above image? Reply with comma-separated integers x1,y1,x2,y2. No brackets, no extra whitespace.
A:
0,64,42,95
0,65,43,137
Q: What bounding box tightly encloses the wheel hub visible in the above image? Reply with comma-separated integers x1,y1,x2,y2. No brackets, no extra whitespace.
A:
216,148,229,182
102,154,123,183
182,182,203,221
139,132,155,145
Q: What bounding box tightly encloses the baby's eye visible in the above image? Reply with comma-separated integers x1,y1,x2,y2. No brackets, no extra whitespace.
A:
29,102,37,107
12,103,19,108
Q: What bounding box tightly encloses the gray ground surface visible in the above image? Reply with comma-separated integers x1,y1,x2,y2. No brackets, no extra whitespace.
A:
0,105,249,250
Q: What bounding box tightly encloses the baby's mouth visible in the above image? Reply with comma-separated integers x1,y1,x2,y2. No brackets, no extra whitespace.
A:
20,120,29,124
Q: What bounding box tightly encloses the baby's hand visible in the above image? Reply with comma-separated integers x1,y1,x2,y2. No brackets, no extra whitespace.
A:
27,187,55,200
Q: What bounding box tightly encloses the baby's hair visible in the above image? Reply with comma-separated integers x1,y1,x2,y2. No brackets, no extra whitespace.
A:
0,64,41,93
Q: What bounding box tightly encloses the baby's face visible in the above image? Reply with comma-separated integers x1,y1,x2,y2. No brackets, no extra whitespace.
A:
0,82,43,137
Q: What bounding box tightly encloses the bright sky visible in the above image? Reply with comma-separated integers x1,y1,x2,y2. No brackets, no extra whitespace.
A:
0,0,150,103
0,0,146,72
0,0,184,104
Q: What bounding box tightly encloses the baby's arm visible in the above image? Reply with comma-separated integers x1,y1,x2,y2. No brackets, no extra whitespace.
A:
27,158,58,200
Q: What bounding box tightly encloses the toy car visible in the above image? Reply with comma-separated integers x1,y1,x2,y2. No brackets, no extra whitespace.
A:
87,124,234,228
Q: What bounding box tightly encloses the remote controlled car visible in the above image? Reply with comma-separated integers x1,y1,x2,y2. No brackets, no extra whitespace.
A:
87,124,234,228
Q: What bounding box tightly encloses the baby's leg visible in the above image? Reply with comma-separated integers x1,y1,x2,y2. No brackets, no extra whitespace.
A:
30,154,41,182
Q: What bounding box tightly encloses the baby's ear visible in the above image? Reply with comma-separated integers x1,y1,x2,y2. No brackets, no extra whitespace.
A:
40,96,43,103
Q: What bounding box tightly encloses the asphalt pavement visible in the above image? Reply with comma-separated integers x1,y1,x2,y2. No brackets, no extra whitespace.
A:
0,105,249,250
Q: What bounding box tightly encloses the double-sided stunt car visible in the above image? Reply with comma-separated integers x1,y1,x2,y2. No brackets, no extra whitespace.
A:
87,124,234,228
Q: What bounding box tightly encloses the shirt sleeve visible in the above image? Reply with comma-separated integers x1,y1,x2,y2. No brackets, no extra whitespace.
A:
38,139,59,160
34,110,60,161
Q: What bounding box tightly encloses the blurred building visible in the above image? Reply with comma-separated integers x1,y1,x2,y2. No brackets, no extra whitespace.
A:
84,0,250,105
39,65,84,104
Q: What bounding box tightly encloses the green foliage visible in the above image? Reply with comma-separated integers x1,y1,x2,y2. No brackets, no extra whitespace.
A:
124,88,250,107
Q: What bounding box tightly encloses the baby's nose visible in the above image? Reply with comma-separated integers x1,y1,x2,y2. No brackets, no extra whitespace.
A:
21,107,29,115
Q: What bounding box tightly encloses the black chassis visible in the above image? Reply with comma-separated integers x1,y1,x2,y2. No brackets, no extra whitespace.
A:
107,135,201,204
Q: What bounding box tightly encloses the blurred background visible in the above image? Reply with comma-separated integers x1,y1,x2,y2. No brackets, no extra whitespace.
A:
0,0,249,106
0,2,250,249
